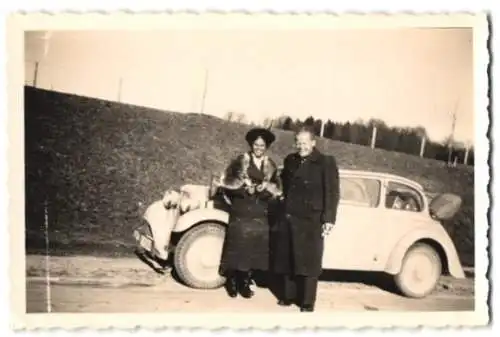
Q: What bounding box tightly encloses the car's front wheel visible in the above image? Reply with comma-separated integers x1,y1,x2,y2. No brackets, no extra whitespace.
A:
394,243,442,298
174,222,227,289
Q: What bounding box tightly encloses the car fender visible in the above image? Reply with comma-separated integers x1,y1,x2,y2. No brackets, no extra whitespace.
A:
173,207,229,233
384,227,465,279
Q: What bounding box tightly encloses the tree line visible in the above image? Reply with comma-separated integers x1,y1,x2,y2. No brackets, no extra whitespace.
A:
266,115,474,166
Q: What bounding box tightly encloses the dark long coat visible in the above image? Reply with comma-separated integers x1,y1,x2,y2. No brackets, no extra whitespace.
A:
271,148,340,277
219,154,282,274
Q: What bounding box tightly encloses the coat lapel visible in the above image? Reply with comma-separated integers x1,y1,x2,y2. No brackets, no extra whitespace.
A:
291,148,322,179
248,157,265,181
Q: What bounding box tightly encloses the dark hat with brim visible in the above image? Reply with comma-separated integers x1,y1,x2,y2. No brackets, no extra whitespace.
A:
245,127,276,147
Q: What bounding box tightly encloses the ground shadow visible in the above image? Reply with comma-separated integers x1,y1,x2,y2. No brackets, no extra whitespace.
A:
134,250,400,297
319,270,398,294
250,269,400,300
134,249,173,275
252,271,289,303
464,269,475,279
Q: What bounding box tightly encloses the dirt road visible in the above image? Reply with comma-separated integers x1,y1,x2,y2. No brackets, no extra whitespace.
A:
25,255,475,313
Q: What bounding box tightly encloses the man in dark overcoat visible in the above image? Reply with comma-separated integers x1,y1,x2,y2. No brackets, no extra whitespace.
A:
272,126,340,312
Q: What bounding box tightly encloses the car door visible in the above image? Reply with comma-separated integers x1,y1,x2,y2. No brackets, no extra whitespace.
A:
369,180,429,270
322,175,385,271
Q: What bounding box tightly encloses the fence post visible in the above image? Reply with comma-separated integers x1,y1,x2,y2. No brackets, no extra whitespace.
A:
320,120,325,138
419,135,426,158
370,126,377,149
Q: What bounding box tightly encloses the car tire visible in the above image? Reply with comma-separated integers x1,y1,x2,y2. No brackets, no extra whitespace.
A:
174,222,227,289
394,243,442,298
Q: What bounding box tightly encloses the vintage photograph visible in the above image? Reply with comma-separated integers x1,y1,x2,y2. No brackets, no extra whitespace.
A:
9,12,489,329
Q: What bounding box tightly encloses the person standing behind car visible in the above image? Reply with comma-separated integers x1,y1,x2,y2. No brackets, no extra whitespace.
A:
215,128,283,299
272,125,340,312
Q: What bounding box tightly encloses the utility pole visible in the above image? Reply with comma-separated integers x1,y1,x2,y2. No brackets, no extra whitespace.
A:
447,111,457,166
117,77,123,102
33,61,39,87
34,31,52,89
447,99,459,166
200,68,208,114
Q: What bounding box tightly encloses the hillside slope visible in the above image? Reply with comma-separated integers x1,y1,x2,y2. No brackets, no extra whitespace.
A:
24,87,474,266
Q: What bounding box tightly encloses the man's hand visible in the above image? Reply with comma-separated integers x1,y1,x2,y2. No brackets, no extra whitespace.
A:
321,222,334,237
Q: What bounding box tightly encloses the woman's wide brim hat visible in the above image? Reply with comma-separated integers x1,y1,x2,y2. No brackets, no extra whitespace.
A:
245,127,276,146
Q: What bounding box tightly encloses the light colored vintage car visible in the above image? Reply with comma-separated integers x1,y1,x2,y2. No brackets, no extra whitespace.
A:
133,169,465,299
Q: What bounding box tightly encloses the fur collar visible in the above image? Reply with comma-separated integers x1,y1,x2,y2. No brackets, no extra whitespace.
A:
220,152,277,189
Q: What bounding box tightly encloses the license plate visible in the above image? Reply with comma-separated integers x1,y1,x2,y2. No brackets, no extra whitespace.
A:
133,229,141,241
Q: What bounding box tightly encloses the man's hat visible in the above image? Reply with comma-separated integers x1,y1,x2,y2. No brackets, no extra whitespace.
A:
245,127,276,146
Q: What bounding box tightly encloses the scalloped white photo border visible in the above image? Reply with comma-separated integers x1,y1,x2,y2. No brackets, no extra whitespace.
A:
5,11,490,330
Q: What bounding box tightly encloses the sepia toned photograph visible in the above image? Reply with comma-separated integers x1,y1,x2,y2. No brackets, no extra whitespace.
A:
8,12,489,329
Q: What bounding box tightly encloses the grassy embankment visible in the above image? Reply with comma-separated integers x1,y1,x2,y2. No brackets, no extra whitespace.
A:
24,87,474,266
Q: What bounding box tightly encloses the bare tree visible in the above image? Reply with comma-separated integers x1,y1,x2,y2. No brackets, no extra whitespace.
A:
234,113,247,124
224,111,235,122
262,117,274,129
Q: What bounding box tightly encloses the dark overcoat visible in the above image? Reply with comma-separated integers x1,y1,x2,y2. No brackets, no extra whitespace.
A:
271,148,340,277
219,153,282,274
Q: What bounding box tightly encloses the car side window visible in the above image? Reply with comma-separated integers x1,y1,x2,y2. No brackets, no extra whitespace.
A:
384,181,424,212
339,177,381,208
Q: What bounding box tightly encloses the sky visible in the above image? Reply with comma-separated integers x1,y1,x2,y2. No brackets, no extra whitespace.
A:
25,28,474,144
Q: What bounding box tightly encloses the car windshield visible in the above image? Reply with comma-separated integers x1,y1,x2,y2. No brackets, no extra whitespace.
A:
339,177,381,207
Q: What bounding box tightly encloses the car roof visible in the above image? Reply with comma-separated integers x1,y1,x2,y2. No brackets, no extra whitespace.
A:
338,169,424,191
276,165,424,191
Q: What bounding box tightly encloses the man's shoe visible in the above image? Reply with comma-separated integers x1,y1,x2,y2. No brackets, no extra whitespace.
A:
300,305,314,312
278,299,293,306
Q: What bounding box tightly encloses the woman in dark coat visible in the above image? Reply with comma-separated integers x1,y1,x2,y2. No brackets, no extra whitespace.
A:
216,128,282,299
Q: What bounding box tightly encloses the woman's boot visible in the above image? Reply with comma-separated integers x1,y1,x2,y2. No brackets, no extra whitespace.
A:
225,271,238,298
238,271,255,299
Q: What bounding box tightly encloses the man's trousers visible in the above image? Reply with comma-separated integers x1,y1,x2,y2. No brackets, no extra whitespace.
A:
282,274,319,306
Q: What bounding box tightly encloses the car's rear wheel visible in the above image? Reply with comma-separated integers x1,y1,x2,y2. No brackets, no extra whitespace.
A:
394,243,442,298
174,222,227,289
